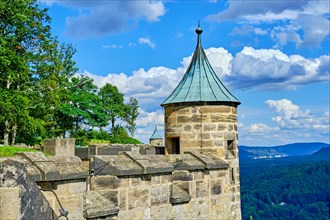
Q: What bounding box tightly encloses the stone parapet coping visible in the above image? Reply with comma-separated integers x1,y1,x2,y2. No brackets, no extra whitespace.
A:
15,152,87,181
90,151,229,176
184,151,229,169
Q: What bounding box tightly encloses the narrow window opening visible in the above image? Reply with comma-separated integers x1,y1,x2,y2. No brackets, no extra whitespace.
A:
171,137,180,154
230,168,235,183
226,140,236,159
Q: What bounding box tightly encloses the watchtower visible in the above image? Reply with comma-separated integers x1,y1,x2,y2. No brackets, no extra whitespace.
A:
161,24,240,158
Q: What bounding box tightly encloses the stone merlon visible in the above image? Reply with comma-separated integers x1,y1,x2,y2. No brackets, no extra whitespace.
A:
15,152,87,181
90,151,229,176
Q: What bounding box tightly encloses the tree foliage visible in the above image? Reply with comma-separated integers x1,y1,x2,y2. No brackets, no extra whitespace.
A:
123,97,139,137
0,0,141,145
98,83,125,130
240,159,330,220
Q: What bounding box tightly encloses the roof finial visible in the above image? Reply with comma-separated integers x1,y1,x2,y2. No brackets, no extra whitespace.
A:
195,20,203,35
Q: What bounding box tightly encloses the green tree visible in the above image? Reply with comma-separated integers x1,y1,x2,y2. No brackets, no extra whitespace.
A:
58,76,106,136
98,83,124,130
0,0,55,145
123,97,139,137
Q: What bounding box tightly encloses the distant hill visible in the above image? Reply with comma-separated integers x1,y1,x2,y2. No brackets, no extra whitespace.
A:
310,147,330,160
239,142,330,159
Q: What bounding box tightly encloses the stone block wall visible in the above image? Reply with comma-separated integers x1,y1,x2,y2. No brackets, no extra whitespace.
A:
44,138,75,156
0,149,241,219
14,152,87,219
164,104,238,156
88,151,241,219
0,159,56,219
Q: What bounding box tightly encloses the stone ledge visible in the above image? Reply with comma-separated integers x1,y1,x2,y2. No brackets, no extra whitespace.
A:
184,151,229,170
83,191,119,219
167,154,205,170
90,155,143,176
170,181,191,204
15,152,86,181
123,152,174,174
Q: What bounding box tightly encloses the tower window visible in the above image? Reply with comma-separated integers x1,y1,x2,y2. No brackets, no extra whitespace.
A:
226,140,236,159
230,167,235,183
171,137,180,154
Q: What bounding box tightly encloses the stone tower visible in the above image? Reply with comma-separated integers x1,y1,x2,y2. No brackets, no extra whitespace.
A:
149,125,163,146
161,24,241,218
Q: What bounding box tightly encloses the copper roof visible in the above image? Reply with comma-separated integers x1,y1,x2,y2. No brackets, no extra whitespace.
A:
161,25,240,106
149,125,162,140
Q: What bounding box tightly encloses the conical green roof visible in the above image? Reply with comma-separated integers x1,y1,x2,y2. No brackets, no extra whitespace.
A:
150,125,162,140
161,25,240,106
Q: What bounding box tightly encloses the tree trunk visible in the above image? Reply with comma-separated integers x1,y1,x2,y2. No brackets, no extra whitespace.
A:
4,120,10,146
11,124,17,145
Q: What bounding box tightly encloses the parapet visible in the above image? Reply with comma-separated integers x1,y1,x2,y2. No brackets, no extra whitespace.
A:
14,152,86,181
90,150,229,177
76,144,165,160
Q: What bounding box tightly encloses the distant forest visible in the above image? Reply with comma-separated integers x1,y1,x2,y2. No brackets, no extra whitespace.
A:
240,157,330,220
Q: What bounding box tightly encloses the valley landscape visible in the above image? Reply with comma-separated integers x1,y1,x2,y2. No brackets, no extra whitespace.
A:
239,143,330,220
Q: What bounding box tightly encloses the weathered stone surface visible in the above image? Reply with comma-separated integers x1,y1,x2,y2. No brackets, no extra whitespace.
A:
196,180,209,197
185,151,229,169
91,175,120,190
124,152,174,174
203,124,216,131
0,187,20,220
83,191,119,219
171,170,193,181
15,152,86,181
0,159,55,219
170,182,190,204
167,154,205,170
150,185,169,205
90,155,143,176
193,171,204,180
44,138,75,156
184,125,192,131
96,146,132,155
128,189,149,209
211,179,222,195
75,147,89,160
218,124,228,131
119,189,127,210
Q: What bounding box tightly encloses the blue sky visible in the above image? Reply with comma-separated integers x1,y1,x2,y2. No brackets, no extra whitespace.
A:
42,0,329,146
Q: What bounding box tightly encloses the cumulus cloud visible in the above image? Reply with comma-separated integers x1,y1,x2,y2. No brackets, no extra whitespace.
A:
265,99,329,132
240,99,329,146
84,46,328,105
46,1,166,38
82,47,329,143
207,0,330,48
225,47,329,90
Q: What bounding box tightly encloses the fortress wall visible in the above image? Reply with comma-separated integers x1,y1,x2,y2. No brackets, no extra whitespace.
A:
88,151,241,220
0,149,241,220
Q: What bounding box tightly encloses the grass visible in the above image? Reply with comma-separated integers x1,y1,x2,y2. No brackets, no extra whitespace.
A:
89,139,111,144
0,146,46,157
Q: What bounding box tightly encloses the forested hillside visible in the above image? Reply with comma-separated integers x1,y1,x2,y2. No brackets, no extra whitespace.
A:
240,157,330,220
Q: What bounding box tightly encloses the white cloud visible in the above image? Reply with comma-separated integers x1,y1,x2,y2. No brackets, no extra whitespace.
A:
240,99,329,146
138,37,156,49
248,123,279,133
226,46,329,90
83,47,329,144
207,0,330,48
46,1,166,38
265,99,329,132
